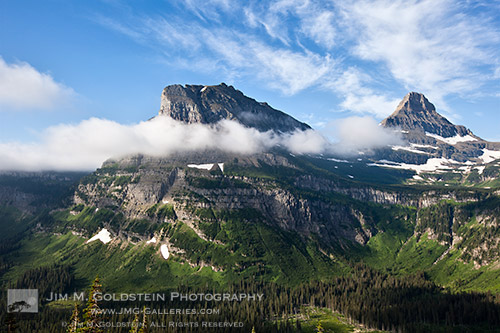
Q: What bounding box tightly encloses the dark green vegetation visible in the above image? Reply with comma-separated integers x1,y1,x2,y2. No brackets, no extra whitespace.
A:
3,265,500,332
1,153,500,331
0,172,87,207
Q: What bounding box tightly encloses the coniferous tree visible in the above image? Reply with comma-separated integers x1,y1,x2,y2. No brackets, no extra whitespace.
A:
138,307,148,333
83,276,103,333
67,303,80,333
130,313,139,333
5,312,17,333
316,320,324,333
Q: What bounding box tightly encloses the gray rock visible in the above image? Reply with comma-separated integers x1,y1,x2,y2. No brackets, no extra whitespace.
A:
381,92,472,137
158,83,310,133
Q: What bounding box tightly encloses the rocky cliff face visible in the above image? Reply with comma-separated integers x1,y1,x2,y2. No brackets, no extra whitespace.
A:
158,83,310,132
381,92,472,138
73,153,378,246
375,92,500,183
72,151,496,251
293,175,485,208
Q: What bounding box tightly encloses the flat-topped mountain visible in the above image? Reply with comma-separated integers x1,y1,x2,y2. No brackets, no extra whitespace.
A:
158,83,310,133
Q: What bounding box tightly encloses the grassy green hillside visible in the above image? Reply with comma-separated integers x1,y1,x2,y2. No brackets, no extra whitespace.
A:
1,156,500,331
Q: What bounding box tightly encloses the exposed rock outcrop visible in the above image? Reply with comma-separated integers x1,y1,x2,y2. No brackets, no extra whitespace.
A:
158,83,310,133
381,92,472,138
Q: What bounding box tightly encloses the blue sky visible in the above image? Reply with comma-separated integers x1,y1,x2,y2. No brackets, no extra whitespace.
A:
0,0,499,170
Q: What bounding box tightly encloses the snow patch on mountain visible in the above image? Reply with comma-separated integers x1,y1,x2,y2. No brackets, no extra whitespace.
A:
370,158,460,174
392,146,430,155
328,158,349,163
411,144,439,150
188,163,214,170
87,228,112,244
480,149,500,164
474,166,486,175
187,163,224,172
160,244,170,260
426,133,477,145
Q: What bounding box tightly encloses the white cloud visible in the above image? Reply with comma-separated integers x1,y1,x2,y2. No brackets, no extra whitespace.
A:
132,18,336,95
0,57,75,110
95,0,499,119
301,11,337,49
329,68,400,117
244,0,337,49
339,93,400,119
280,129,329,154
97,2,338,96
180,0,232,21
0,117,330,171
248,42,334,95
331,116,402,155
340,0,500,100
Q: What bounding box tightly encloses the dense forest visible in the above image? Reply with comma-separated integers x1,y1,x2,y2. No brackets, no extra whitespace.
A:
2,264,499,332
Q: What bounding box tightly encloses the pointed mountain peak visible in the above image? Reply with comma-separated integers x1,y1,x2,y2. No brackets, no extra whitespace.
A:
381,92,471,138
389,92,443,123
398,92,436,113
158,83,310,133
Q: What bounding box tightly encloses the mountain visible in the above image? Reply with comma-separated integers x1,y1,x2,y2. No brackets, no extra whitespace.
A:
381,92,473,138
373,92,500,186
1,86,500,331
158,83,311,132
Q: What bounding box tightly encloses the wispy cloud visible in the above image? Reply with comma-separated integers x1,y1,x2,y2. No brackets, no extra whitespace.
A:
99,14,336,95
0,57,75,111
242,0,339,50
247,42,334,95
94,0,500,117
300,11,337,49
327,67,400,118
340,0,500,102
179,0,232,22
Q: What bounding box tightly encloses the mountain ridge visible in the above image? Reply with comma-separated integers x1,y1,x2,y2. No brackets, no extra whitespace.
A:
381,92,475,138
158,83,311,133
379,91,500,158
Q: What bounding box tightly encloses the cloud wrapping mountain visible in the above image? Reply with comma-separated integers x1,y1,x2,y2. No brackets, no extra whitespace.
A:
331,116,402,155
0,114,405,171
0,117,331,171
0,81,404,172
